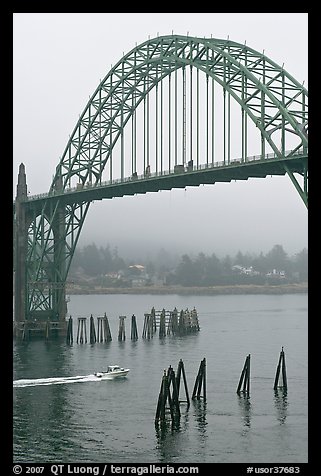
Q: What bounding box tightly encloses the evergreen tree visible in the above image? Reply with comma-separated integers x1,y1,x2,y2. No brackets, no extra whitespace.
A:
252,251,267,273
234,251,245,266
294,248,308,281
82,243,102,276
265,244,289,273
111,246,126,272
100,245,113,274
205,253,222,284
175,254,195,286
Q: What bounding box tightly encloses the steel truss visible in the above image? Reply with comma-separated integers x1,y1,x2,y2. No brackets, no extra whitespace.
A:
16,35,308,318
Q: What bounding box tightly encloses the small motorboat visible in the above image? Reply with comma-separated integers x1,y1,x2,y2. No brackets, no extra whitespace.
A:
94,365,130,379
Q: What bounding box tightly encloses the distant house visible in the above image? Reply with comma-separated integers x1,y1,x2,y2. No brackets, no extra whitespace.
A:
266,269,286,279
131,277,148,287
232,265,260,276
231,265,244,273
128,264,145,273
126,264,149,287
104,272,121,280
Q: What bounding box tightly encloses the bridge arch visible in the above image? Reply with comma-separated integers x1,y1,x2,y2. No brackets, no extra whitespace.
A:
14,35,308,324
51,35,308,191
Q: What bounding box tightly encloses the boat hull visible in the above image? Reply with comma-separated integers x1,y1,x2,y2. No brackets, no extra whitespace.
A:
94,369,130,379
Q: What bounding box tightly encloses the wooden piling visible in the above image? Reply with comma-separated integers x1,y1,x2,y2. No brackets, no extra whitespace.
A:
151,307,157,333
97,317,103,342
76,317,87,344
142,313,147,338
274,347,288,391
178,310,186,335
66,316,73,344
167,366,181,418
168,307,178,335
89,314,97,344
237,354,251,396
176,359,190,406
155,366,181,425
191,307,200,331
184,308,192,332
131,314,138,340
104,313,113,342
155,370,168,423
142,313,153,339
105,315,112,341
118,316,126,341
159,309,166,338
192,358,206,401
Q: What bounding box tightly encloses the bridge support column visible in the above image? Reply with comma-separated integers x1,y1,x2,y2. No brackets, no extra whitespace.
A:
52,194,68,327
14,163,28,325
14,164,68,339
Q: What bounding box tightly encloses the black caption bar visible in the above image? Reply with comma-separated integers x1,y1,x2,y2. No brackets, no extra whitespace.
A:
10,463,310,476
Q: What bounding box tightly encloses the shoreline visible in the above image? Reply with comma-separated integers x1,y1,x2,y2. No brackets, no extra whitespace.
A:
66,283,308,296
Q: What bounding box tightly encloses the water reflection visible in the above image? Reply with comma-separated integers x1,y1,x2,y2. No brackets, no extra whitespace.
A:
237,394,252,430
192,399,207,438
155,417,180,440
155,408,190,461
13,340,81,462
274,389,288,425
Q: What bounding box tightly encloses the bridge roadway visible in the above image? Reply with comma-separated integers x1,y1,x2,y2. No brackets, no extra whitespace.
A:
22,149,307,210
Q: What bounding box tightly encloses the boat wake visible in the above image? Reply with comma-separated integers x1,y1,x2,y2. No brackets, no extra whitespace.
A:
13,374,113,388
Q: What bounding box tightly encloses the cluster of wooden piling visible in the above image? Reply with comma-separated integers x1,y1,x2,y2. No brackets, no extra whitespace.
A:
155,358,206,426
97,314,112,342
66,313,113,344
143,307,200,339
236,348,288,398
155,348,288,426
66,306,200,344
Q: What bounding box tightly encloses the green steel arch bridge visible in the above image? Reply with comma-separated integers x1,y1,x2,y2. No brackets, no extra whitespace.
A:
13,35,308,336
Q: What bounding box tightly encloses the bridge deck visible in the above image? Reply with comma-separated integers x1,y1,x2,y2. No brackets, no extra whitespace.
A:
21,150,307,209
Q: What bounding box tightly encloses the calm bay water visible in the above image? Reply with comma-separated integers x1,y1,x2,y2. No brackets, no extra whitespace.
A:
13,293,308,464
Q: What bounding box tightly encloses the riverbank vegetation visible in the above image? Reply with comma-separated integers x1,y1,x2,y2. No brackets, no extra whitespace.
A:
68,243,308,293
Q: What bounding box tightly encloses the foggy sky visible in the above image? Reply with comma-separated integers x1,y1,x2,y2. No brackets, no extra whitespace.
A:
13,13,308,258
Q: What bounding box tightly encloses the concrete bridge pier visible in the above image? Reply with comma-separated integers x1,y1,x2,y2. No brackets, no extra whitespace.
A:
14,163,28,325
13,163,68,339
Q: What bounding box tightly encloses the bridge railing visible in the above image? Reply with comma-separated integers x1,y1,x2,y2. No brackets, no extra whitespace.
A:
25,148,307,202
